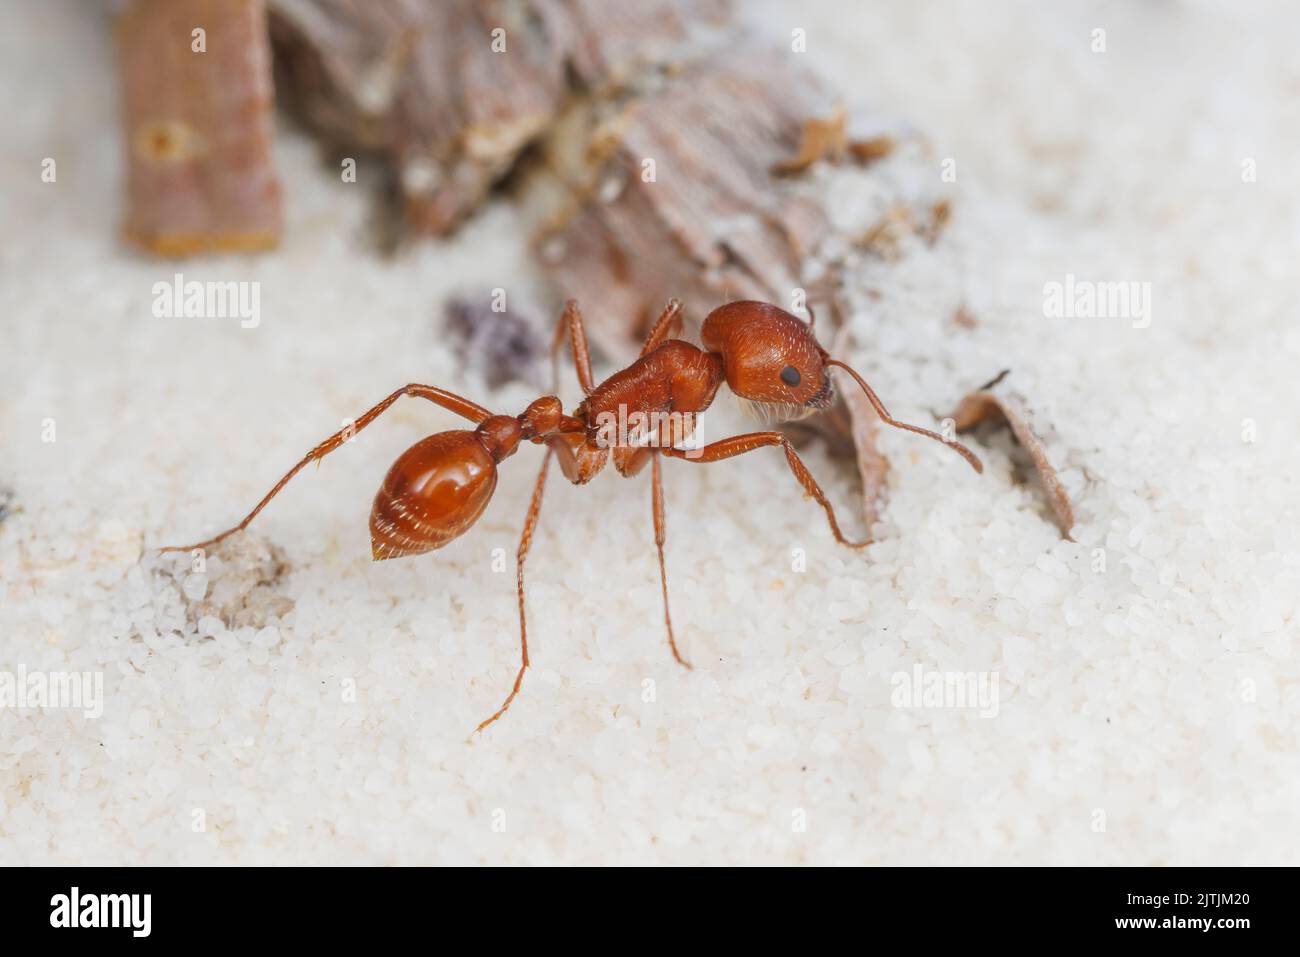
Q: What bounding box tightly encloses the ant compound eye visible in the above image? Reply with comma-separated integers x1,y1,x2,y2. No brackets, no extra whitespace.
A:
780,365,801,386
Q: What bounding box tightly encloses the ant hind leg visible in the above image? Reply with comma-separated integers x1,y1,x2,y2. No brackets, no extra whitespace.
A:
160,384,491,554
651,454,691,669
475,448,553,733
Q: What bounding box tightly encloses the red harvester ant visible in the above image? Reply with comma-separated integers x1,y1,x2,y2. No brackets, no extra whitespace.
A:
162,300,982,731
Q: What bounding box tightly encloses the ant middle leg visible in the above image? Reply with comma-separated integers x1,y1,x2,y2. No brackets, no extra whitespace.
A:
160,384,492,554
663,432,872,548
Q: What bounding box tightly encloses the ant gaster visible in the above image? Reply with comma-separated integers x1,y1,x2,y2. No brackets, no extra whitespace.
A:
162,300,982,732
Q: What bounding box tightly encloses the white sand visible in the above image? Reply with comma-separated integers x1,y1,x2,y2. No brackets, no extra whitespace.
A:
2,0,1297,864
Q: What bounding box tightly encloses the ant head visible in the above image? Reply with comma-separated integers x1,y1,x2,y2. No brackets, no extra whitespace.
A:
701,299,984,473
701,301,830,421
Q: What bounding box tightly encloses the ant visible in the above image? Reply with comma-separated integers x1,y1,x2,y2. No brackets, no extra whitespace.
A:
162,300,982,732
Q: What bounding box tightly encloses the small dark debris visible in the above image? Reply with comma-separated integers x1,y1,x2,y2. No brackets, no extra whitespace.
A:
976,369,1012,391
444,296,548,391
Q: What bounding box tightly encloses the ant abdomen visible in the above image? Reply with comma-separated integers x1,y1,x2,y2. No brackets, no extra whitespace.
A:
369,430,499,560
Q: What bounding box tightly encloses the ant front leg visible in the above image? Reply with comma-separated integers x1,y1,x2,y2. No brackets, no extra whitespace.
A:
663,432,872,548
160,384,492,554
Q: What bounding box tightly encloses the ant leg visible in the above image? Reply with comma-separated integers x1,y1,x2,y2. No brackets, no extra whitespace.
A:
547,432,608,485
639,298,684,355
550,299,595,395
476,447,553,733
160,384,492,554
651,454,691,668
664,432,872,548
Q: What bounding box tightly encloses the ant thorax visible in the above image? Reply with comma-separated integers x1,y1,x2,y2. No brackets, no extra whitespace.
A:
579,340,723,452
590,402,702,451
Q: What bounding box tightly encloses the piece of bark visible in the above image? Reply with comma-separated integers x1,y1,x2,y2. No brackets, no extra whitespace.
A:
524,45,844,357
268,0,731,236
117,0,282,256
949,383,1075,538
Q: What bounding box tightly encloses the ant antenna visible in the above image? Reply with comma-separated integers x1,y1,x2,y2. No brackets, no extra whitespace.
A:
826,358,983,473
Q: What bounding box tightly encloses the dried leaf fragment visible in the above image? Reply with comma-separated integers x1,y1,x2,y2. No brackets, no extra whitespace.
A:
919,199,952,245
771,108,851,175
847,135,896,163
771,107,897,176
117,0,282,256
832,330,888,527
856,206,915,259
949,381,1075,538
951,303,978,329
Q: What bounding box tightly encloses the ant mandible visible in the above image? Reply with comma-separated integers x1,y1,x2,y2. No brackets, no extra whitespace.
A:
161,299,983,732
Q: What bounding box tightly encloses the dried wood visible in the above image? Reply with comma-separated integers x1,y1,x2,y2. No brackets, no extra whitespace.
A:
267,0,731,235
117,0,282,256
523,44,844,357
